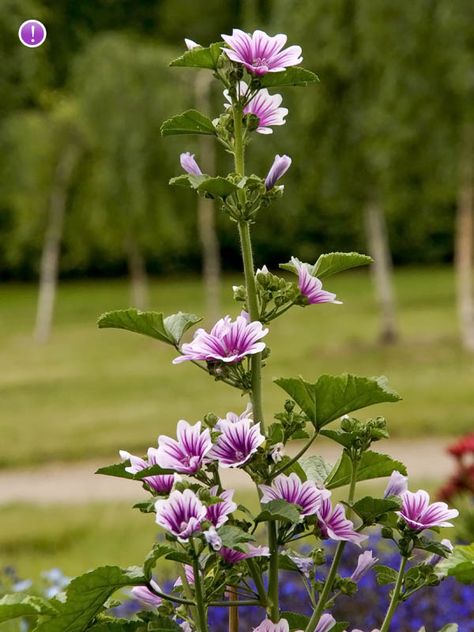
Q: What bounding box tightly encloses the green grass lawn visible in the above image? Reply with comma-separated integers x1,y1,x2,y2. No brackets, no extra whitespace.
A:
0,267,473,469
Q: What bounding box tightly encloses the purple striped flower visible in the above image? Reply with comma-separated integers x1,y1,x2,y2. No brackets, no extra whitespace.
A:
215,403,253,430
253,620,291,632
208,419,265,467
180,152,202,176
221,29,302,76
173,311,268,365
173,565,194,587
350,550,378,582
119,449,179,494
291,257,342,305
314,615,337,632
220,544,270,565
155,420,212,475
316,498,367,546
224,81,288,134
384,470,408,498
131,580,162,607
265,154,292,189
206,486,237,528
398,490,459,531
155,489,207,542
260,473,331,517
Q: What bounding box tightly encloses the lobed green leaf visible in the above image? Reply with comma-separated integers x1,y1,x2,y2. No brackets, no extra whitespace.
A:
374,564,398,586
0,594,57,624
280,611,310,630
259,67,318,88
161,109,216,136
313,252,373,278
255,499,301,524
275,373,400,430
196,176,238,198
436,543,474,584
325,451,407,489
169,42,223,70
351,496,401,525
299,455,333,486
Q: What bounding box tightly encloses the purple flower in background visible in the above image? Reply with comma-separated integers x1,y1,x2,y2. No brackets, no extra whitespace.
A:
155,489,207,542
219,544,269,565
350,550,378,582
131,580,162,608
260,473,330,517
180,152,203,176
221,29,302,76
265,154,292,189
184,38,199,50
224,82,288,134
398,490,459,531
155,420,212,475
174,311,268,365
208,419,265,467
291,257,342,305
206,486,237,527
384,470,408,498
316,498,367,546
119,449,179,494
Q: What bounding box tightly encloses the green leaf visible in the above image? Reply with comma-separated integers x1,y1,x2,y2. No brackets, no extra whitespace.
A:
275,374,401,429
98,309,201,345
415,537,453,559
436,626,459,632
218,525,254,549
169,42,223,70
351,496,401,525
374,564,398,586
256,499,301,524
169,174,206,189
96,461,173,480
163,312,202,344
299,455,333,486
196,176,238,198
133,501,156,513
147,615,182,631
313,252,373,278
325,451,407,489
259,67,318,88
280,611,310,631
89,620,145,631
144,544,178,580
0,594,57,624
161,109,215,136
437,543,474,584
319,428,355,448
34,566,146,632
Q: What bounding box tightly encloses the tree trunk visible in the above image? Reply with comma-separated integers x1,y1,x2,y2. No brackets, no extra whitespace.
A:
34,144,79,343
364,199,398,344
126,234,149,309
195,71,221,321
455,125,474,351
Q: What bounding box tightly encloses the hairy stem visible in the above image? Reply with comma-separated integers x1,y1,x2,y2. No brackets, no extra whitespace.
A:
192,552,208,632
379,556,407,632
267,521,280,621
246,558,268,606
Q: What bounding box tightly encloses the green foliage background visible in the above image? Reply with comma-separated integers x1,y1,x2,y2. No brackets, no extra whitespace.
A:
0,0,472,278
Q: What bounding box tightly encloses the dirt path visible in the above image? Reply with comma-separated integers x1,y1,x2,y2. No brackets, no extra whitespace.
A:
0,438,455,505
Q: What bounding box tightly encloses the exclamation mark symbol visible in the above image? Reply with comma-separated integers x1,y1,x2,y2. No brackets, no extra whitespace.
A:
31,24,35,43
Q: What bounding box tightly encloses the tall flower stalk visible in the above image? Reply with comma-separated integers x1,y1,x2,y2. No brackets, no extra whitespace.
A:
7,27,463,632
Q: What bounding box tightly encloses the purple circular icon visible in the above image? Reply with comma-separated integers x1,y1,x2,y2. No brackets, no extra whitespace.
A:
18,19,47,48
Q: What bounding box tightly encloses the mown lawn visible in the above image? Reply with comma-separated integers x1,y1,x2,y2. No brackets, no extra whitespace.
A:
0,267,473,469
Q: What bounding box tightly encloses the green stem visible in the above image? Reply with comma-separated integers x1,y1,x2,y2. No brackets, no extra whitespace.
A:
304,455,360,632
379,556,407,632
246,558,268,606
146,582,195,607
267,521,280,621
192,552,208,632
270,432,318,480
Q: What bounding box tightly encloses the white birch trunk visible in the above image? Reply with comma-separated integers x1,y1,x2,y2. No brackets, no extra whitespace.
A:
34,144,79,343
455,125,474,351
195,71,221,321
364,200,398,344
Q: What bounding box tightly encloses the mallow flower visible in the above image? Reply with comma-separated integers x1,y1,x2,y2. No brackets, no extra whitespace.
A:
206,486,237,528
316,497,367,546
253,614,334,632
131,580,162,608
350,550,378,582
154,420,212,475
224,81,288,134
265,154,292,189
260,473,331,517
398,489,459,531
180,152,202,176
215,402,253,430
155,489,207,542
291,257,342,305
119,449,179,494
219,544,269,565
383,470,408,498
174,311,268,365
208,418,265,467
221,29,302,76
